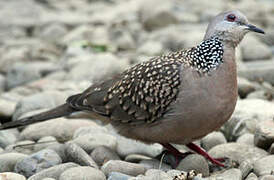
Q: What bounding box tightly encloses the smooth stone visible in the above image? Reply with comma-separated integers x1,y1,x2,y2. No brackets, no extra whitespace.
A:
246,90,272,101
239,160,253,179
101,160,146,177
0,153,28,172
0,98,16,118
0,129,19,148
166,170,185,179
176,154,209,177
42,179,56,180
64,142,98,168
0,172,26,180
201,131,227,151
144,169,171,180
125,154,151,163
28,162,79,180
59,166,106,180
237,77,257,98
254,120,274,150
269,143,274,154
116,135,162,158
254,155,274,176
34,136,60,152
107,172,133,180
208,143,268,164
0,74,5,92
21,118,96,142
139,159,172,171
236,133,254,146
72,133,117,153
245,172,258,180
259,175,274,180
5,140,35,154
15,149,62,178
47,144,66,163
216,168,242,180
91,146,120,166
222,99,274,141
73,125,108,139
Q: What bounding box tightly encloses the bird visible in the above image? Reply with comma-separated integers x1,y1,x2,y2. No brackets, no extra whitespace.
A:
0,10,264,167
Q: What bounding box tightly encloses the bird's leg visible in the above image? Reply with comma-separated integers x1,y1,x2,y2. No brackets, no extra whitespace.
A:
186,142,224,167
160,143,192,167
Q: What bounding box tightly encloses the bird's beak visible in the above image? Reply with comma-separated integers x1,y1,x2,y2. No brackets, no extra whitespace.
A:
246,24,265,34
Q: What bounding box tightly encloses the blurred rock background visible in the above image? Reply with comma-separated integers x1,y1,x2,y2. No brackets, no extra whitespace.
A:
0,0,274,179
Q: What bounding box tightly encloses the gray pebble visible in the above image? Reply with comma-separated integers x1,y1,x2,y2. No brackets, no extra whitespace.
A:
73,126,108,139
42,178,56,180
115,135,162,158
125,154,151,163
15,149,62,178
101,160,146,177
144,169,171,180
269,143,274,154
0,129,18,148
72,133,117,153
201,131,227,151
0,152,28,172
259,175,274,180
208,143,268,164
245,172,258,180
254,120,274,150
0,98,16,118
47,144,66,162
64,142,98,168
108,172,133,180
216,168,242,180
59,166,106,180
0,172,26,180
176,154,209,177
91,146,120,166
254,155,274,176
34,136,60,152
28,162,79,180
239,160,253,179
5,140,35,154
139,159,172,171
236,133,254,146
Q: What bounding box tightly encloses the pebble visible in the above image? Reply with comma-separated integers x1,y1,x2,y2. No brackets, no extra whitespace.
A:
239,160,253,179
259,175,274,180
125,154,151,163
0,98,17,118
0,152,28,172
269,143,274,154
107,172,133,180
115,135,162,158
73,125,108,139
72,133,117,153
90,146,120,166
139,159,172,171
201,131,227,151
0,129,18,148
101,160,146,177
208,143,268,164
176,154,209,177
14,149,62,178
59,166,106,180
144,169,171,180
216,168,242,180
254,120,274,150
0,172,26,180
253,155,274,176
236,133,254,146
20,118,96,142
64,142,98,168
245,172,258,180
33,136,60,152
27,162,79,180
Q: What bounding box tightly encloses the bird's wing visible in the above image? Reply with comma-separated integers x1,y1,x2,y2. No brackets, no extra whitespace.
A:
67,52,185,125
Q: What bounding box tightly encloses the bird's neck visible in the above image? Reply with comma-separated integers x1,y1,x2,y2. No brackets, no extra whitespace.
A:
189,36,224,73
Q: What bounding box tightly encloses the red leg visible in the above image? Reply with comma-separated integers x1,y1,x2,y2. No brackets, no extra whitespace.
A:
186,142,224,167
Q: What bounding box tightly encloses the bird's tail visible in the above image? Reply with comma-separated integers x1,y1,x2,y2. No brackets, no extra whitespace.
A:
0,103,77,130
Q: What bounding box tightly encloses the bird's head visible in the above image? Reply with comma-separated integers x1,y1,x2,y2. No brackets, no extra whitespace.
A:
204,10,264,47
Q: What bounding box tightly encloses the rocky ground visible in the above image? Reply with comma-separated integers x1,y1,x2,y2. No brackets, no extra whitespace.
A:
0,0,274,179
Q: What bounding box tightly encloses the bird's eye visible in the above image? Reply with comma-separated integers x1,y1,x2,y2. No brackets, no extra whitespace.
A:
227,14,236,22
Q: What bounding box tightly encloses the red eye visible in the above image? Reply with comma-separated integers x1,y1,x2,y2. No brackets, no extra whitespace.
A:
227,14,236,22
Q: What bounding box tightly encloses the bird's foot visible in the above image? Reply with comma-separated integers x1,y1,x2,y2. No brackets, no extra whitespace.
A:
160,143,225,168
186,142,225,167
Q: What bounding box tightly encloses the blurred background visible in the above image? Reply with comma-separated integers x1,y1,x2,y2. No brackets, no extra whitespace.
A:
0,0,273,179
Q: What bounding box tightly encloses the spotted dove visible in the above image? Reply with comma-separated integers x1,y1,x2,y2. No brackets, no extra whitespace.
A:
0,10,265,167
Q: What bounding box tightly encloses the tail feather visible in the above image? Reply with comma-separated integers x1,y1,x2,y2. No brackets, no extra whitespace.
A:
0,103,77,130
